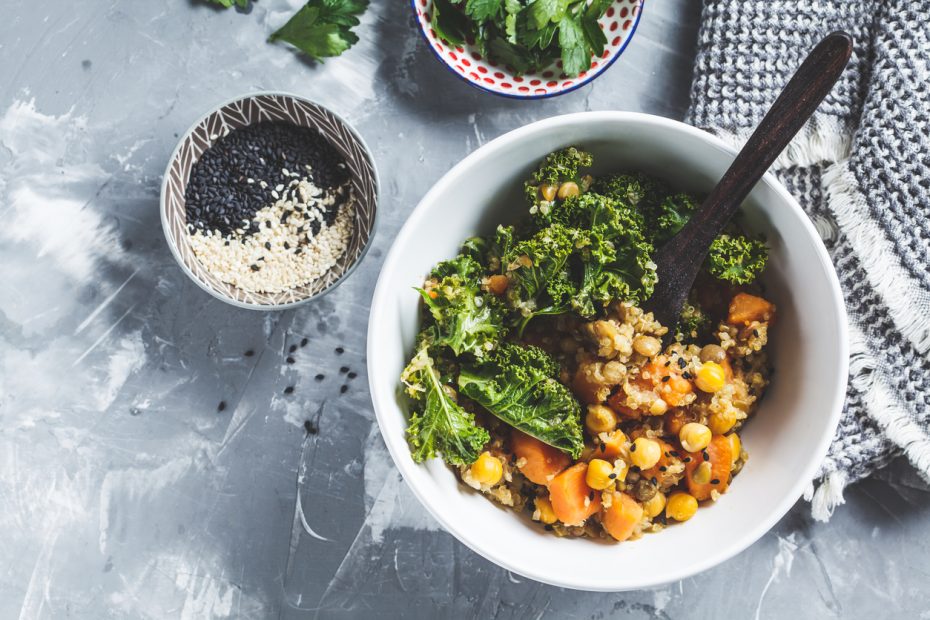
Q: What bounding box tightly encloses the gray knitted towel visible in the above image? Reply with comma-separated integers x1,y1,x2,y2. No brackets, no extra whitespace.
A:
687,0,930,520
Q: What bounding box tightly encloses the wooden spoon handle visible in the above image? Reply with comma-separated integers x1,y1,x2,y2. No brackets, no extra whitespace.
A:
650,31,854,330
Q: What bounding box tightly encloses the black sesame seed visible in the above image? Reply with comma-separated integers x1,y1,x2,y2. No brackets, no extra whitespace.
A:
217,401,227,412
289,344,297,353
651,476,657,485
608,473,617,479
283,386,295,394
340,385,348,394
753,329,759,337
661,375,670,382
703,451,710,461
659,466,667,472
304,420,318,435
244,349,255,357
250,264,260,272
588,491,595,501
630,443,637,452
347,371,357,379
264,242,271,250
599,443,606,453
284,241,290,250
335,346,344,354
339,366,349,374
630,465,640,473
683,457,692,463
711,478,720,484
315,373,325,381
677,358,687,369
664,360,671,367
286,356,296,364
682,371,693,379
300,337,309,347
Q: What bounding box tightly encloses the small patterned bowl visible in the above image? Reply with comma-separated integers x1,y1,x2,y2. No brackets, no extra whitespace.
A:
412,0,644,99
160,93,379,310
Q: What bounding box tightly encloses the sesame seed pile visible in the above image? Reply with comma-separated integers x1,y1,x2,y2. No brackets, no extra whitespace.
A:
183,121,355,294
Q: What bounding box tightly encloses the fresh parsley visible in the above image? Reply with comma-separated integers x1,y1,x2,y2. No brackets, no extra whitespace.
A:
434,0,612,77
207,0,250,8
269,0,369,62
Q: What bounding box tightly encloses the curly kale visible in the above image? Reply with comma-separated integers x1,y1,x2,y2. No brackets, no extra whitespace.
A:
418,255,505,357
592,172,664,211
705,233,769,285
458,343,584,458
402,343,490,465
653,193,699,244
524,147,594,208
502,224,578,332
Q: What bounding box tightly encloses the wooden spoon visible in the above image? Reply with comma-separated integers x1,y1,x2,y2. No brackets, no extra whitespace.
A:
648,31,854,333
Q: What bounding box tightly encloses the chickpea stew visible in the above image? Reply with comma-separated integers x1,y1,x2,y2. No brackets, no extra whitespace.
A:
400,147,775,542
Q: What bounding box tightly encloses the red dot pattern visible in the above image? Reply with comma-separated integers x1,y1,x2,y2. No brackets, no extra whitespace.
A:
415,0,643,97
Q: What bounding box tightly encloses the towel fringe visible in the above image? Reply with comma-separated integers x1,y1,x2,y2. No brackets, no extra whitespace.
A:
807,470,848,522
710,116,852,170
823,161,930,356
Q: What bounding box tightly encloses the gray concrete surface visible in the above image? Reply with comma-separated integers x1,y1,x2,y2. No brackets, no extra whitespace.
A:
1,1,928,618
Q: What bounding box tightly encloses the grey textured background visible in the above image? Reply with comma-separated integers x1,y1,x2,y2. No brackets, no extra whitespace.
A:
0,1,928,618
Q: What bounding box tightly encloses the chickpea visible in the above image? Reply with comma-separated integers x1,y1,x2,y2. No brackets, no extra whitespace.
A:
642,492,667,518
679,422,712,453
585,404,617,434
557,181,580,199
586,459,614,490
695,362,726,393
699,344,726,364
666,492,698,521
708,408,737,435
470,452,503,486
632,335,662,358
630,437,662,469
539,183,557,202
602,361,625,383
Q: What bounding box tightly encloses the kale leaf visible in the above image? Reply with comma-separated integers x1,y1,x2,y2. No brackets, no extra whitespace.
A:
419,255,505,358
502,224,578,332
402,343,490,465
458,343,583,458
705,233,768,285
524,146,594,207
269,0,369,61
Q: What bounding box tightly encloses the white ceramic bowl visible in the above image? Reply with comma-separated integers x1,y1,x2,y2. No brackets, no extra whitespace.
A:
367,112,848,591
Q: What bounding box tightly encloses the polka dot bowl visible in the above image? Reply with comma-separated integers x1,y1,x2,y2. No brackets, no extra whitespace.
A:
160,92,379,310
411,0,644,98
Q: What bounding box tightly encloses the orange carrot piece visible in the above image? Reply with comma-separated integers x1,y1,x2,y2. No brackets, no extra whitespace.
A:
727,293,774,325
683,435,733,500
600,492,644,541
511,430,571,486
549,463,601,525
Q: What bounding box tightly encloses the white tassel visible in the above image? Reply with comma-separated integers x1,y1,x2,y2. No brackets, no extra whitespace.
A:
711,115,852,170
824,161,930,356
810,470,848,522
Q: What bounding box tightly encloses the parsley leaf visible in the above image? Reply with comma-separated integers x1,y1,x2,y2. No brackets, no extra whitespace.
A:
528,0,570,30
432,0,473,46
557,15,588,77
269,0,369,62
465,0,503,21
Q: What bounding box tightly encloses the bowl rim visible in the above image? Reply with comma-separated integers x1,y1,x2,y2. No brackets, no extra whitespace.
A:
367,110,849,590
410,0,646,100
159,90,380,311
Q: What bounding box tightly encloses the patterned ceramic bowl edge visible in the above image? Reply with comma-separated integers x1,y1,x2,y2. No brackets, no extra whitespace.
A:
160,92,379,310
412,0,645,99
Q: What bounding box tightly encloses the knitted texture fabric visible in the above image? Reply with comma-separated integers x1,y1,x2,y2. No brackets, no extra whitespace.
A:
687,0,930,520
